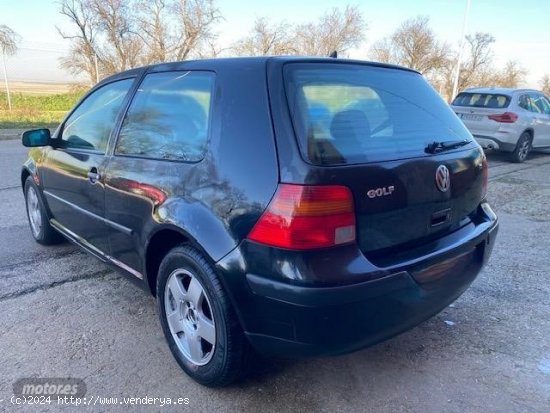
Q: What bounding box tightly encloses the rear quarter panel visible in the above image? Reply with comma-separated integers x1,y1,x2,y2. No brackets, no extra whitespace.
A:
103,59,279,275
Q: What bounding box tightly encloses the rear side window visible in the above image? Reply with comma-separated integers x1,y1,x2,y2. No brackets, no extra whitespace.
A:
529,93,550,114
284,64,471,165
518,94,531,111
116,71,214,162
452,93,511,108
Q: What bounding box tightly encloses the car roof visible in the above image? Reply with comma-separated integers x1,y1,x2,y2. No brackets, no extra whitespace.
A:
460,87,542,95
99,56,419,85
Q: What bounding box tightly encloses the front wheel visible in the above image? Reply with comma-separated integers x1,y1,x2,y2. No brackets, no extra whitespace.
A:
510,132,532,163
24,177,63,245
157,245,252,386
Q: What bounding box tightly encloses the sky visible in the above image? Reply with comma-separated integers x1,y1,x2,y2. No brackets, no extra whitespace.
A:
1,0,549,88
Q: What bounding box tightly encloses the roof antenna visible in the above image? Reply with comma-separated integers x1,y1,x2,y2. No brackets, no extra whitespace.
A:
329,50,337,58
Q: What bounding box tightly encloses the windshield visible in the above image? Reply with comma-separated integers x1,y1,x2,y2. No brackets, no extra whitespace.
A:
284,63,472,165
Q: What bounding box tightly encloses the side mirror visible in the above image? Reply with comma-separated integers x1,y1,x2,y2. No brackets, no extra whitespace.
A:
22,129,51,147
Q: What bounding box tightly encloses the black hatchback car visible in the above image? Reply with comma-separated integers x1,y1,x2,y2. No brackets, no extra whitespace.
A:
21,57,498,386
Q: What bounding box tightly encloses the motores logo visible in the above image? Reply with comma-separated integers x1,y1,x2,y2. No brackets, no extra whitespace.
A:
13,378,87,398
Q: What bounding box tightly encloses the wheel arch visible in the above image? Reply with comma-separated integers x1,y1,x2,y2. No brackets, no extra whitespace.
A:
21,168,31,191
145,225,190,296
144,224,227,297
21,162,54,216
20,153,42,191
523,128,534,141
21,158,38,191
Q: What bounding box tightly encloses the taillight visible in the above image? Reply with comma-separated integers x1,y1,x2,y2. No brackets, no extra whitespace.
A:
488,112,518,123
247,184,356,249
481,156,488,199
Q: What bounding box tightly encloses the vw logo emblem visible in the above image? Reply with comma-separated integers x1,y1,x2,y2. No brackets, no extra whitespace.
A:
435,165,450,192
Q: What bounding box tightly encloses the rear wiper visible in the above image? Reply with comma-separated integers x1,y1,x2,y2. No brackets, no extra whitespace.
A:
425,139,471,154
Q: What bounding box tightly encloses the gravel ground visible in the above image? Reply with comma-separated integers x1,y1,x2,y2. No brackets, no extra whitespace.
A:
0,139,548,413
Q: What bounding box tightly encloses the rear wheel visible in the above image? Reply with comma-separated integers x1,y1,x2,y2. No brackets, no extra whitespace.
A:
510,132,532,163
157,245,251,386
24,177,63,245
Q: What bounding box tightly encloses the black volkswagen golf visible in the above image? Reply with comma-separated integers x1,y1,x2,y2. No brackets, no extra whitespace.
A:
21,57,498,386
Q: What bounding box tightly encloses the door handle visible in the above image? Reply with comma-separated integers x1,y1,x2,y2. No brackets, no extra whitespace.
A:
87,167,101,184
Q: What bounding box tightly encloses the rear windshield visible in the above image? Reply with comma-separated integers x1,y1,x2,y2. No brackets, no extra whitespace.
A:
452,92,511,108
284,63,471,165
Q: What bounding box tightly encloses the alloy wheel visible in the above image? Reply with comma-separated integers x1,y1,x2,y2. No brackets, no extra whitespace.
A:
26,186,42,238
517,139,530,161
164,269,216,366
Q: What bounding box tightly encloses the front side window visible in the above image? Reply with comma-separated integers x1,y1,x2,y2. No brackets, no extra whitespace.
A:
116,71,214,162
284,64,471,165
61,79,133,152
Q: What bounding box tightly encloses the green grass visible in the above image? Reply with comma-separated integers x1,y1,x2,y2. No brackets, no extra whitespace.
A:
0,91,85,111
0,88,212,130
0,110,63,129
0,90,85,129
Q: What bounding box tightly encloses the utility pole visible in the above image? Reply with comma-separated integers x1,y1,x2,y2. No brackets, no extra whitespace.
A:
451,0,472,101
1,51,12,111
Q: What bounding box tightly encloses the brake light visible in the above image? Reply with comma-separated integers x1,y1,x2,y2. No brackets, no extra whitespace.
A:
247,184,356,249
488,112,518,123
481,156,488,199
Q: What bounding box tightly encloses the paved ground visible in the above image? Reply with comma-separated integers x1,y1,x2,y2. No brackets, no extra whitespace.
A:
0,129,27,141
0,138,548,412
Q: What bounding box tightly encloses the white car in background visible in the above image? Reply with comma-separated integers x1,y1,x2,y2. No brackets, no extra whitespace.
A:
451,87,550,162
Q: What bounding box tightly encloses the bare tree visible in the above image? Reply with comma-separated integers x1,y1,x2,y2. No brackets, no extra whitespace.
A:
494,60,527,88
0,24,21,110
135,0,170,62
58,0,102,84
460,33,495,87
442,32,495,99
539,74,550,95
370,16,449,75
232,18,295,56
233,5,365,57
172,0,221,60
197,38,228,58
294,5,365,56
91,0,142,73
58,0,221,83
0,25,19,56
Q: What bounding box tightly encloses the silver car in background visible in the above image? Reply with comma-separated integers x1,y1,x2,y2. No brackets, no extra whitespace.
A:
451,87,550,162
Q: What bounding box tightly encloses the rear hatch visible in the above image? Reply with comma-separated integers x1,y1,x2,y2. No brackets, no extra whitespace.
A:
451,92,512,136
281,62,486,261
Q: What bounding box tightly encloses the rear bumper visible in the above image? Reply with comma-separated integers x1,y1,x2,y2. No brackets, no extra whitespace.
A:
473,134,517,152
216,203,498,358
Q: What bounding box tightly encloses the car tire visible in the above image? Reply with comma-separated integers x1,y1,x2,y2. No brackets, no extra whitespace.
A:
510,132,532,163
157,245,252,387
24,176,64,245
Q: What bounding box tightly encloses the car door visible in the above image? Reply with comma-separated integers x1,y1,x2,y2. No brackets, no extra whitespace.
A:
530,93,550,147
103,70,216,278
41,78,135,255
